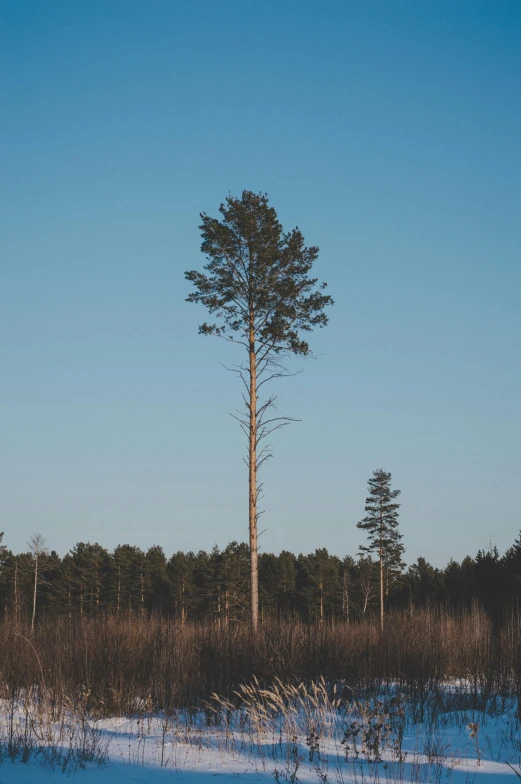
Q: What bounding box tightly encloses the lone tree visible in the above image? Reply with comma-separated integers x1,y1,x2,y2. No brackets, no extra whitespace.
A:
28,533,47,632
185,191,332,632
357,469,404,631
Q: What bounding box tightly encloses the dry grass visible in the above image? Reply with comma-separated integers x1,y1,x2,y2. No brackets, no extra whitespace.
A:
0,673,519,782
0,606,519,716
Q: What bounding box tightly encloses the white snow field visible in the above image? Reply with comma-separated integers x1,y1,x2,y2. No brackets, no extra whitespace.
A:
2,680,521,783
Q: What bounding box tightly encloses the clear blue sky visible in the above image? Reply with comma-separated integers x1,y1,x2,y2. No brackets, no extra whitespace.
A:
1,1,520,565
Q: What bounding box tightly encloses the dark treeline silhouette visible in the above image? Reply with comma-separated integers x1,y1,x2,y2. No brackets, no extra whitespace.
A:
2,531,520,626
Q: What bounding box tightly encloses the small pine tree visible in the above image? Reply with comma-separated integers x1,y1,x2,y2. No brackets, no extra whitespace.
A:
357,469,404,630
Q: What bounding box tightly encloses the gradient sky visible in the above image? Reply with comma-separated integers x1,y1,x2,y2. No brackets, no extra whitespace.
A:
1,1,520,565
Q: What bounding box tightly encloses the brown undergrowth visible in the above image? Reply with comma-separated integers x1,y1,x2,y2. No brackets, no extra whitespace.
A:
0,606,520,716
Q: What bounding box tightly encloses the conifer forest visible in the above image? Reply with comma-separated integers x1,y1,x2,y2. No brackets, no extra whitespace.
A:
2,531,520,627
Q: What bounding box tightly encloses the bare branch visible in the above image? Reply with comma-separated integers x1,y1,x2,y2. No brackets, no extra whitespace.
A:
210,333,249,349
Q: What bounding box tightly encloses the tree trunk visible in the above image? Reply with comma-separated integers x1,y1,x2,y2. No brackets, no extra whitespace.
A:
249,318,259,633
342,568,349,622
117,568,121,616
31,554,38,632
380,499,384,632
14,561,19,623
180,583,186,625
379,552,384,632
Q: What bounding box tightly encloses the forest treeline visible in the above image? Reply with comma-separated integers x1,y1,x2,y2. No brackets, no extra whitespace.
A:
2,532,520,625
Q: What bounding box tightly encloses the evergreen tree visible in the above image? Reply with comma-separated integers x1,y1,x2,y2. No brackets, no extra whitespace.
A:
191,549,218,619
185,191,332,631
54,553,75,618
112,545,146,614
357,469,404,630
442,556,475,609
167,551,197,622
69,543,112,617
405,557,441,607
504,530,521,600
145,546,171,613
39,550,62,617
258,552,280,617
473,546,505,618
277,550,298,617
215,542,250,622
298,548,341,622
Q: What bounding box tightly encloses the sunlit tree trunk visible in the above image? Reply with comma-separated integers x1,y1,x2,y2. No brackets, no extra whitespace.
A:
379,521,384,632
32,556,38,631
248,316,259,633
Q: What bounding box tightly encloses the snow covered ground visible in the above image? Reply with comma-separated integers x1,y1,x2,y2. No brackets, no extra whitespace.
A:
2,682,521,783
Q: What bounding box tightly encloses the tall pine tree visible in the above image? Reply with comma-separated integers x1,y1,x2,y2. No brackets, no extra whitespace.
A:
185,191,332,631
357,469,404,630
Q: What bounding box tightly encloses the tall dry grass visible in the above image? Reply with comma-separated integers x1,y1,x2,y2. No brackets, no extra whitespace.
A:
0,606,519,716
